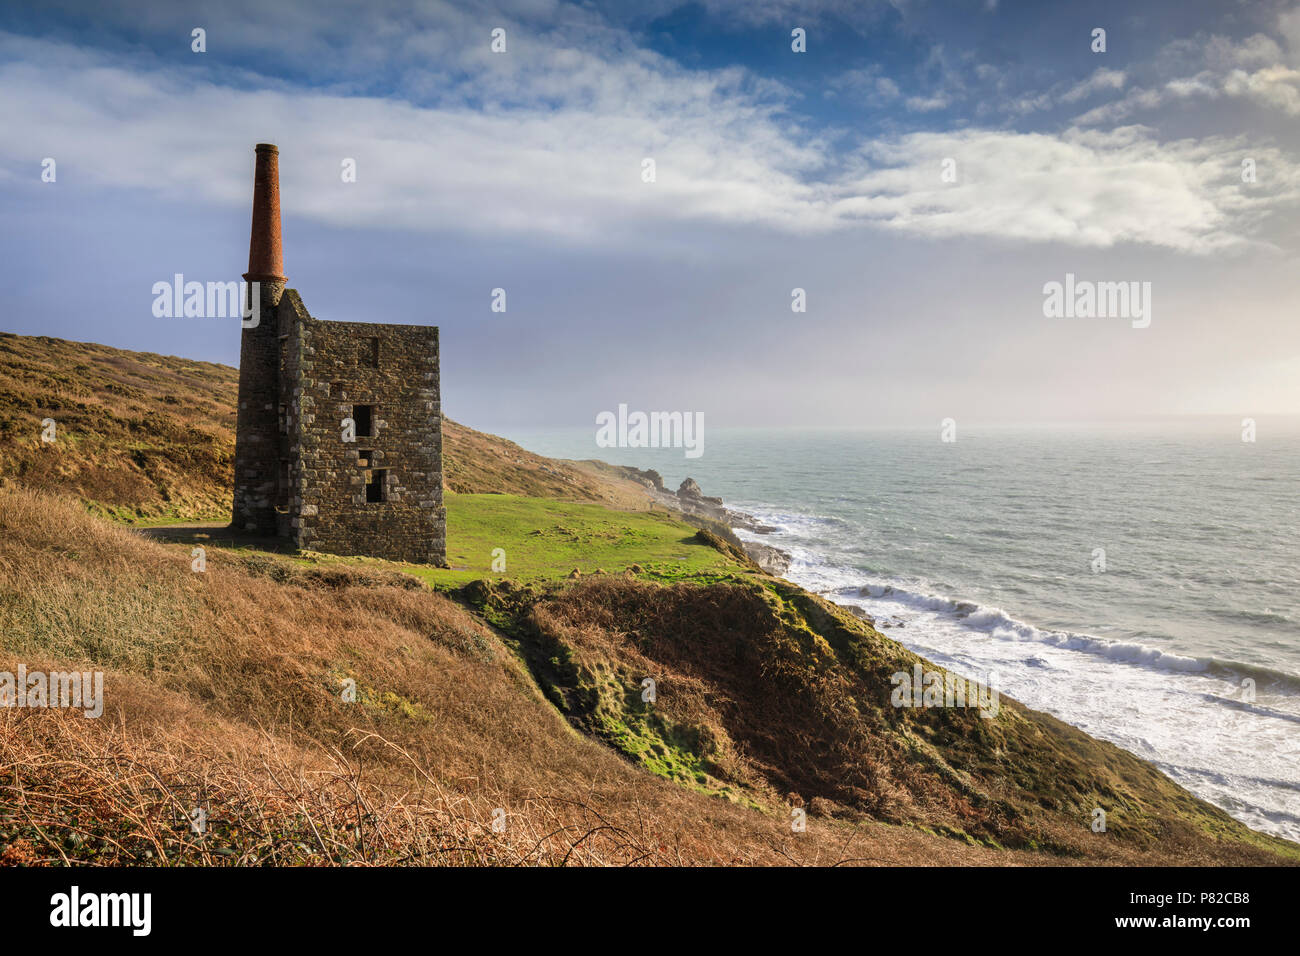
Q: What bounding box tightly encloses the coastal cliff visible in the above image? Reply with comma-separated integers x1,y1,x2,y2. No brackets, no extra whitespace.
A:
1,332,1295,866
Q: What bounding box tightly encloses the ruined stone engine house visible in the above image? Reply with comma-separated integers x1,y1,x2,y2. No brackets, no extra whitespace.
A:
231,144,446,565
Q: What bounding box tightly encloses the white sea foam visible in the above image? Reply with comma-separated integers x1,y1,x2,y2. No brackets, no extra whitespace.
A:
736,504,1300,843
509,425,1300,843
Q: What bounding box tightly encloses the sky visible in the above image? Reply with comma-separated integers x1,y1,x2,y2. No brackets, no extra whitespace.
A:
1,0,1298,431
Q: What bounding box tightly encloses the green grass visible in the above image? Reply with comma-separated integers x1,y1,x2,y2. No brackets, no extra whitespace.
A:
92,504,230,526
69,490,1300,862
416,493,747,587
128,491,754,589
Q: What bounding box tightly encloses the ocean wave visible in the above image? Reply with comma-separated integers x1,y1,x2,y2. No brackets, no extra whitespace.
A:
736,485,1300,841
1218,607,1294,627
1193,692,1300,726
739,502,1300,696
838,581,1300,695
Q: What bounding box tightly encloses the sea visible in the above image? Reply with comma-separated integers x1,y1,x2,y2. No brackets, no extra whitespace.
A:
502,420,1300,842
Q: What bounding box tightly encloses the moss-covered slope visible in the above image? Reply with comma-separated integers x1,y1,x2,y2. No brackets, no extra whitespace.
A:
463,574,1299,862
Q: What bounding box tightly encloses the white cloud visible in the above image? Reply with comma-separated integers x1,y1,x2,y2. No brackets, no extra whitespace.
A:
1003,69,1126,117
1279,7,1300,62
1222,65,1300,114
1076,16,1300,124
1,31,1296,255
1078,63,1300,123
904,93,950,112
1060,68,1126,103
829,127,1300,253
825,66,901,106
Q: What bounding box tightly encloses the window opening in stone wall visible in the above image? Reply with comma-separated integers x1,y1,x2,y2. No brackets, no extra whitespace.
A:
366,337,380,368
358,449,373,466
365,469,387,503
353,404,374,437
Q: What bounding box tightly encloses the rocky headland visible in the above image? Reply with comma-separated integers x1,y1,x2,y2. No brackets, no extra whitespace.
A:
603,466,792,576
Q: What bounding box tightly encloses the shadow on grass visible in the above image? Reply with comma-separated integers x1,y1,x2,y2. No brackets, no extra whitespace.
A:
137,523,299,554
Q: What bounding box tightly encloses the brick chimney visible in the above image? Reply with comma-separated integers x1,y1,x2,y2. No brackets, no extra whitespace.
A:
232,144,287,534
244,143,286,304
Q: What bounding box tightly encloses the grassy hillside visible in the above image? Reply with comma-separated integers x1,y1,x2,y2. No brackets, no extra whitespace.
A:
401,493,747,586
0,488,785,866
0,334,237,521
0,332,646,521
474,576,1292,858
3,487,1294,866
142,492,751,588
0,333,1295,866
442,421,651,508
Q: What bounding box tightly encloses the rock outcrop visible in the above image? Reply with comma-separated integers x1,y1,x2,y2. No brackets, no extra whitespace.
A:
677,477,722,506
600,468,793,577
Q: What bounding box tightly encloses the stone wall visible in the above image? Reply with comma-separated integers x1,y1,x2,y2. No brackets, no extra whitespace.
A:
282,295,446,565
231,282,286,534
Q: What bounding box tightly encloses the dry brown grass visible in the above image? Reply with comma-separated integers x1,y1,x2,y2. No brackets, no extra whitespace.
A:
0,333,651,522
504,576,1300,865
2,487,1294,866
441,419,652,508
0,710,691,866
0,334,237,520
0,486,1003,865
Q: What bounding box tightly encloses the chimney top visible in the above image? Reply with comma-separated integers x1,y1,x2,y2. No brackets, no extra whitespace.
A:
244,143,285,284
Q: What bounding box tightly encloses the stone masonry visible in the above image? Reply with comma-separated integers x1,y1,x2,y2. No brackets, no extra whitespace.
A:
231,144,447,565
